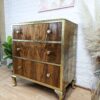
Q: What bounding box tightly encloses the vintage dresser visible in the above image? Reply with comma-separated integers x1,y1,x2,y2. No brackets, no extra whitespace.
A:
12,19,77,100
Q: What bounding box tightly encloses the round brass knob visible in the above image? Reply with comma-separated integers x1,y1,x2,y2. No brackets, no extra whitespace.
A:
16,48,21,51
46,73,51,78
47,29,51,34
18,66,22,69
16,30,20,34
47,51,51,55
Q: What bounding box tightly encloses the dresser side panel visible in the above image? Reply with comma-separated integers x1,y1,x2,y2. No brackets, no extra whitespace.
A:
63,21,78,85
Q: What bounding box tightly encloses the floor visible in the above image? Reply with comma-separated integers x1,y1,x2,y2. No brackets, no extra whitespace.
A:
0,65,91,100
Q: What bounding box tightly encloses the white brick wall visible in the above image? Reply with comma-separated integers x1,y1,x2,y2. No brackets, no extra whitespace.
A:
4,0,94,89
76,25,94,88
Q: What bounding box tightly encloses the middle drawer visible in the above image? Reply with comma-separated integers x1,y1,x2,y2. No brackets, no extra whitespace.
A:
13,41,61,64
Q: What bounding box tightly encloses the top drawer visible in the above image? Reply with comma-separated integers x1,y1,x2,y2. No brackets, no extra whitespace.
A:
13,22,62,41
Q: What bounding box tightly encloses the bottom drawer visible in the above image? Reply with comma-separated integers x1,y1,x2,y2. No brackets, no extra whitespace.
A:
13,58,60,88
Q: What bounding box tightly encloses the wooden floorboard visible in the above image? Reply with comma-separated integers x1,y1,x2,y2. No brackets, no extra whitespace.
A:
0,65,91,100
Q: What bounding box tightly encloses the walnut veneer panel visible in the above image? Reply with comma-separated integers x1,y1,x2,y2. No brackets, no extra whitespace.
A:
13,22,62,41
12,19,78,99
13,58,60,88
13,41,61,64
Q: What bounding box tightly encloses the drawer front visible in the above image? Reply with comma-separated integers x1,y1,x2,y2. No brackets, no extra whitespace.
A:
13,41,61,64
13,58,60,88
13,22,62,41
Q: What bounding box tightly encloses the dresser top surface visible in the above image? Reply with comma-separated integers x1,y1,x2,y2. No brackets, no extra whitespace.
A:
12,19,77,26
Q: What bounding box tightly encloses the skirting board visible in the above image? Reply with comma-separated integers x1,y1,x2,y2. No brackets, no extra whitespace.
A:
75,84,91,91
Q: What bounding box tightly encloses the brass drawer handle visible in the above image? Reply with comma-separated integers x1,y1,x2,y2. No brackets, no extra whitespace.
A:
18,66,22,69
47,51,52,55
46,73,51,78
16,48,21,51
47,29,51,34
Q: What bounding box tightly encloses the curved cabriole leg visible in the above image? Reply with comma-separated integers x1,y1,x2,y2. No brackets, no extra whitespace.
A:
11,75,17,86
54,90,64,100
59,95,63,100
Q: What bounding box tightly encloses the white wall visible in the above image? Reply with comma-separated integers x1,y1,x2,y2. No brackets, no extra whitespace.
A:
4,0,94,89
0,0,5,42
96,0,100,28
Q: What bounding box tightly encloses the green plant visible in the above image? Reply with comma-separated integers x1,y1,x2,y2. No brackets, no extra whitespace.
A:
2,36,12,68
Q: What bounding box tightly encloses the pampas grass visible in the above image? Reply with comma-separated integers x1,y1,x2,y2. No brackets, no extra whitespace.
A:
83,27,100,59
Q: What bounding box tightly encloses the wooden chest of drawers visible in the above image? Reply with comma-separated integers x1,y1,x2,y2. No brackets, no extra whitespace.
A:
12,19,77,100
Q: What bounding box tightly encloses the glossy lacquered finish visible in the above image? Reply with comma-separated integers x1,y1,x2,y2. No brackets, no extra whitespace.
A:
13,22,62,41
13,42,61,64
13,58,60,88
12,19,78,100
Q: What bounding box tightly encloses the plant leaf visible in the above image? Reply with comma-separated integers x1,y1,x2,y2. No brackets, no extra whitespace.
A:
3,55,12,60
7,36,12,44
4,48,12,56
2,36,12,61
2,42,9,48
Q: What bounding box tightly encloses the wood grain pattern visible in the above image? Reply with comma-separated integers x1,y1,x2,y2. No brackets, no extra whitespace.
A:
13,57,60,88
12,19,78,97
13,41,61,64
13,22,62,41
